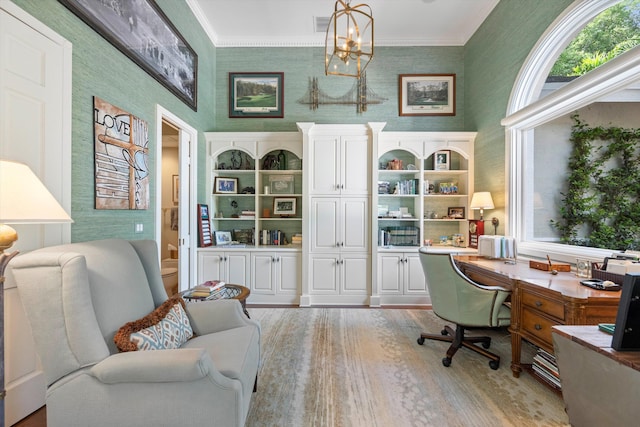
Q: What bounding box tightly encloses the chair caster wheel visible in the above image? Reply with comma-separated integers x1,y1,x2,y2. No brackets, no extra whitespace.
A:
417,337,425,345
440,329,448,336
482,341,491,349
489,360,500,370
442,357,452,367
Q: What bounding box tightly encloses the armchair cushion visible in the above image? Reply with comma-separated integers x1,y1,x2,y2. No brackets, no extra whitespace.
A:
114,296,193,352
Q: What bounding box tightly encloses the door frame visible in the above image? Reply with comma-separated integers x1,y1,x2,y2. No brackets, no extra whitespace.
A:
155,105,197,292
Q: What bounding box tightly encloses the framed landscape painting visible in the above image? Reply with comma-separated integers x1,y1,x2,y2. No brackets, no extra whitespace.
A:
229,72,284,118
399,74,455,116
59,0,198,110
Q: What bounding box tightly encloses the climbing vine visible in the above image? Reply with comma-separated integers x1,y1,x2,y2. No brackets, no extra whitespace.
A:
551,115,640,250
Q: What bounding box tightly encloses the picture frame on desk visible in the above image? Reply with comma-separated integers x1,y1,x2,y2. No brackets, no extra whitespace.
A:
448,207,465,219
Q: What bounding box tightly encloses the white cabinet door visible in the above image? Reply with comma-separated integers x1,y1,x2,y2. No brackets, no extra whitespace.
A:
225,252,250,285
277,252,301,294
309,135,369,196
250,253,276,294
341,135,369,195
309,136,340,195
405,254,427,294
311,198,339,251
340,254,370,294
311,197,368,252
309,255,339,293
198,252,224,282
378,254,403,293
341,198,368,251
198,251,249,285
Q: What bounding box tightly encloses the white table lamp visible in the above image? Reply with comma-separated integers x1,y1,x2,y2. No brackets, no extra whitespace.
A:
0,159,73,424
470,191,495,220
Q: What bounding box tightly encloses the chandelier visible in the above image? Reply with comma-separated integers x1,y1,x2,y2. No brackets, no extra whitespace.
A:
325,1,374,78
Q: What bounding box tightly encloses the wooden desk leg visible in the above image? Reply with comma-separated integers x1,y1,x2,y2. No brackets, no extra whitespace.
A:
510,332,522,378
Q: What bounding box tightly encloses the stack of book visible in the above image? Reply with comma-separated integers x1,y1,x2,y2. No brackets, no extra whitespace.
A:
260,229,285,245
291,233,302,245
183,280,226,300
531,348,561,390
239,210,255,219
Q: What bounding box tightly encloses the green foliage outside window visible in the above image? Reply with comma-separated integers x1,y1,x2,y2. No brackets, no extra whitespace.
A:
551,115,640,250
550,0,640,77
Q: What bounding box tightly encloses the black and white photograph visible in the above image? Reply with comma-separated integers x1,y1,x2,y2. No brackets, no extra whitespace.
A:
434,150,450,170
60,0,198,110
399,74,455,116
273,197,296,216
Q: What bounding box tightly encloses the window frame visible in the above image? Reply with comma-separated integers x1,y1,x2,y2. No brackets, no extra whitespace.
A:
502,0,640,264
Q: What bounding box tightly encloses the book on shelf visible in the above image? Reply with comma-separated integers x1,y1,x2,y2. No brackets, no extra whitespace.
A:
198,280,225,291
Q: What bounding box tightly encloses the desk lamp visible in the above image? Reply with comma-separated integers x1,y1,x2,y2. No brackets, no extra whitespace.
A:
0,159,73,425
470,191,495,220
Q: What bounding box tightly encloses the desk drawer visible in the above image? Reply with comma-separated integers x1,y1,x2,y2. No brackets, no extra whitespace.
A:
522,291,564,321
522,307,560,346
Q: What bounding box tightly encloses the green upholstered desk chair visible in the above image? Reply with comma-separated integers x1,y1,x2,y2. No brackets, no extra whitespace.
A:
417,249,511,370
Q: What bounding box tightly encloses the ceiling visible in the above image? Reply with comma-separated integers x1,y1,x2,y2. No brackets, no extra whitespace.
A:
187,0,500,47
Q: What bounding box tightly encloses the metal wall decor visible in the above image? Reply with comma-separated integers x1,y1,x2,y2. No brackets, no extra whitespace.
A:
298,73,386,113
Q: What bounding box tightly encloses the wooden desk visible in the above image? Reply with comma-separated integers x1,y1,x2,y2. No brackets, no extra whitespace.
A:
455,256,621,379
552,325,640,426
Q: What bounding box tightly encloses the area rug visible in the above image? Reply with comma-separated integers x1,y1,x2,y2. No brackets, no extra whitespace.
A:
245,308,569,427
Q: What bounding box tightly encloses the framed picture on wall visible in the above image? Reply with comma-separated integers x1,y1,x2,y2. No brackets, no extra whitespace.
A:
59,0,198,110
229,72,284,118
399,74,455,116
172,175,179,203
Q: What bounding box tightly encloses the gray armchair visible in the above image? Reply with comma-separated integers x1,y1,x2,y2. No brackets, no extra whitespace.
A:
8,239,260,427
417,249,511,369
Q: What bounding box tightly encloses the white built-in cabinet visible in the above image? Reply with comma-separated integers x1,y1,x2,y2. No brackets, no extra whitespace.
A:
198,250,250,285
370,132,477,306
198,125,475,307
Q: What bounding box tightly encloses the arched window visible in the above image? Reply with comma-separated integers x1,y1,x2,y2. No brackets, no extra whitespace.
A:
503,0,640,263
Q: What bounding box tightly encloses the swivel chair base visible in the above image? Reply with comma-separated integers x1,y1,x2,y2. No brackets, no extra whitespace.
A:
417,324,501,370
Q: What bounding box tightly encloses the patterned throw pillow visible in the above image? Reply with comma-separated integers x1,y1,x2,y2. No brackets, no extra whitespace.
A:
114,296,193,352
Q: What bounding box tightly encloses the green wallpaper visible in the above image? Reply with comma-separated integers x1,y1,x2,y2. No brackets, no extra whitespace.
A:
10,0,573,242
10,0,216,242
214,46,466,132
464,0,573,217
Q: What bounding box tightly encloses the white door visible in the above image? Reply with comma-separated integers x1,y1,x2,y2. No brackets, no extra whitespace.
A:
1,2,71,424
405,254,427,294
309,255,338,293
378,254,402,293
340,255,369,294
198,252,223,283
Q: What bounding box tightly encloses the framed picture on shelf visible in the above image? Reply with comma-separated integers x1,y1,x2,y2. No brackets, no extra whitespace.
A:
229,72,284,118
434,150,450,170
214,177,238,194
273,197,296,216
197,204,212,247
60,0,197,110
448,207,465,219
269,174,294,194
233,229,254,245
215,230,232,246
398,74,455,116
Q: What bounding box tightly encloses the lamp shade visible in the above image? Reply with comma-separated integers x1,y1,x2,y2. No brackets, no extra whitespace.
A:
470,192,495,210
0,159,72,223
